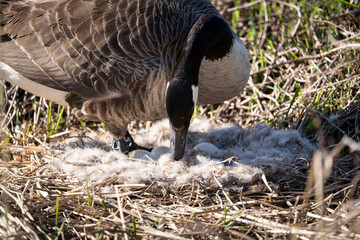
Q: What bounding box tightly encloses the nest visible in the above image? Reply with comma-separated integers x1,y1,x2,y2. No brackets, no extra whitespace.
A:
0,133,359,239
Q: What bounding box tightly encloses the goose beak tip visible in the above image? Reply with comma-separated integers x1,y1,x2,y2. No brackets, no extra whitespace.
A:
170,126,188,160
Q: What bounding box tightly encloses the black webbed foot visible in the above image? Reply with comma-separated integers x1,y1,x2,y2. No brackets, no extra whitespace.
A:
112,131,152,155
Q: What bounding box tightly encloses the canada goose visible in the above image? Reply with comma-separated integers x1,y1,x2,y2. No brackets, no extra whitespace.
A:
0,0,250,160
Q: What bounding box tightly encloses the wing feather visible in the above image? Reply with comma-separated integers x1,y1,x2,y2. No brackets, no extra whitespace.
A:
1,0,221,103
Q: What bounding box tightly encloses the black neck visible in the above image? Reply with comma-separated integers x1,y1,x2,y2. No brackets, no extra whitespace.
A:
176,15,234,85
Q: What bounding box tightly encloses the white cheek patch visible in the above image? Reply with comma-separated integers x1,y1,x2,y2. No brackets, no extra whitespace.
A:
191,85,198,106
165,82,170,108
166,82,170,93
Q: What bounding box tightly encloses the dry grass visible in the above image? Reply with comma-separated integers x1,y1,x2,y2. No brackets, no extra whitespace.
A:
1,0,360,239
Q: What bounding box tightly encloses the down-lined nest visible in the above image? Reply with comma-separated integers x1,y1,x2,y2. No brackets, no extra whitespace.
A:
45,118,315,186
1,112,359,239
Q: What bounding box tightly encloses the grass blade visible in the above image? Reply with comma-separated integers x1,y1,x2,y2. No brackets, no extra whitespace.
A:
335,0,360,10
55,197,59,227
54,106,66,135
132,218,137,237
102,198,107,211
86,175,92,207
95,216,102,240
285,85,301,120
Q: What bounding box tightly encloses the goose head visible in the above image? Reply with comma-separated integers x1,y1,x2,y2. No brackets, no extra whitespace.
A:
166,75,198,160
165,15,248,160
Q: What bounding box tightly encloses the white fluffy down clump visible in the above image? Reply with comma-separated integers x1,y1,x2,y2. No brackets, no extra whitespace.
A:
48,118,316,186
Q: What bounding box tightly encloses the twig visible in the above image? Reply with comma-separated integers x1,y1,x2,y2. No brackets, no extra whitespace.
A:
251,44,360,75
115,186,129,240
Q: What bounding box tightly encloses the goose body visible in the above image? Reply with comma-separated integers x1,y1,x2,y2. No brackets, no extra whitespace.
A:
0,0,250,159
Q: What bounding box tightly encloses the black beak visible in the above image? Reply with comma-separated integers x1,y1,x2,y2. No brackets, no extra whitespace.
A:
170,125,188,160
